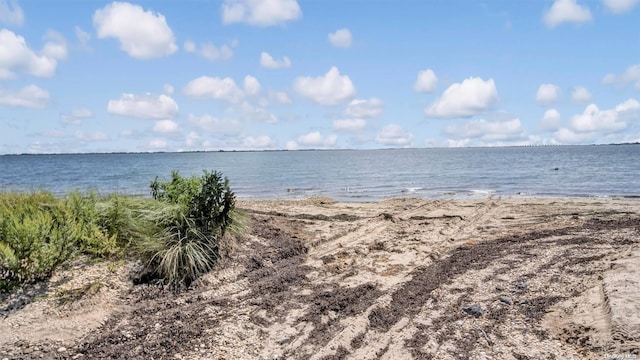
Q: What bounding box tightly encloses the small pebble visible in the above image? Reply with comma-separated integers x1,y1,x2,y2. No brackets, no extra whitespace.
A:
57,347,67,353
516,282,528,290
499,296,513,305
463,304,483,317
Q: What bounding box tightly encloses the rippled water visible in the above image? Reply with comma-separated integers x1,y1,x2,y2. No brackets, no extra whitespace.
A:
1,145,639,201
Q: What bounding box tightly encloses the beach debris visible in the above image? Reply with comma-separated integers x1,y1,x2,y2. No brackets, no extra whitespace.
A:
499,296,513,305
462,304,483,317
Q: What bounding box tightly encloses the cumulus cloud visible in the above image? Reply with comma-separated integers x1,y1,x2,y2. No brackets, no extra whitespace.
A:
268,90,292,104
0,85,50,108
536,83,561,106
543,0,592,28
603,64,640,90
0,0,24,27
243,75,261,96
163,84,174,95
152,119,180,134
242,135,276,149
260,51,291,69
184,40,235,61
414,69,438,93
294,66,355,106
60,109,93,125
0,29,67,79
333,118,366,132
328,28,352,48
345,98,383,118
376,124,413,147
569,99,639,133
107,93,179,119
183,76,244,103
426,77,498,118
141,139,168,151
222,0,301,26
295,131,337,148
187,113,243,135
540,109,561,131
571,86,592,103
603,0,640,13
42,30,68,61
445,118,524,142
93,2,177,59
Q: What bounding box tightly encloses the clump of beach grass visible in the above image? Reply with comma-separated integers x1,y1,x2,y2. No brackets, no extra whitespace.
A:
138,170,245,288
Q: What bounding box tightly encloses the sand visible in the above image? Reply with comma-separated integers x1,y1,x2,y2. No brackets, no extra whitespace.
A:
1,197,639,359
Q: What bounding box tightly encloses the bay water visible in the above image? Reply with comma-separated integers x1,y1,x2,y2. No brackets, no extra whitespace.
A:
1,145,639,201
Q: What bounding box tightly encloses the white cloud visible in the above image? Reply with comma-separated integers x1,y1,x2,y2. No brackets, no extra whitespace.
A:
142,139,168,151
543,0,592,28
75,26,91,47
183,76,244,103
294,66,355,106
187,113,242,135
75,130,109,142
222,0,301,26
541,109,561,131
242,135,276,149
0,0,24,27
328,28,352,48
60,109,93,125
200,42,233,61
153,119,180,134
285,140,298,150
183,40,196,52
0,29,66,79
184,40,235,61
536,83,561,106
414,69,438,93
260,51,291,69
376,124,413,147
553,128,596,144
185,131,200,147
345,98,383,118
333,118,366,132
0,85,50,108
445,118,524,142
269,90,292,104
107,93,179,119
603,64,640,90
570,99,639,133
426,77,498,118
42,30,68,61
163,84,174,95
603,0,640,13
93,2,177,59
571,86,592,103
296,131,337,148
243,75,261,96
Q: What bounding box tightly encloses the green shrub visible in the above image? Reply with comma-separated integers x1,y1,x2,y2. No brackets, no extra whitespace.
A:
143,170,240,288
0,192,84,289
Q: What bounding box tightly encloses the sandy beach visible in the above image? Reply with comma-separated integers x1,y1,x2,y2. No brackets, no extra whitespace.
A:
1,197,639,359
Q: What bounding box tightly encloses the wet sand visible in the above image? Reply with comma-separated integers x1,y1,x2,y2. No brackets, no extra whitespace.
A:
1,197,639,359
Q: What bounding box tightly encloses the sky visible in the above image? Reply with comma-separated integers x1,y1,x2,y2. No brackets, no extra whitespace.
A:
0,0,639,154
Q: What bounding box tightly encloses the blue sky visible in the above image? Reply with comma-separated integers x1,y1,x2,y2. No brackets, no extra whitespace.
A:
0,0,639,154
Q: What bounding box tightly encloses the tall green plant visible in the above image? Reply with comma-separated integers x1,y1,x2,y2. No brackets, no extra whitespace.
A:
143,170,239,288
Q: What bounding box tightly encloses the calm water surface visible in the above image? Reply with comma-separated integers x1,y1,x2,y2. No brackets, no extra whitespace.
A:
1,145,639,201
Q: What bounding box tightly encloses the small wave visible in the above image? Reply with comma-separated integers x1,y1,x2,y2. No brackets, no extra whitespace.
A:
402,187,424,193
469,189,495,196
